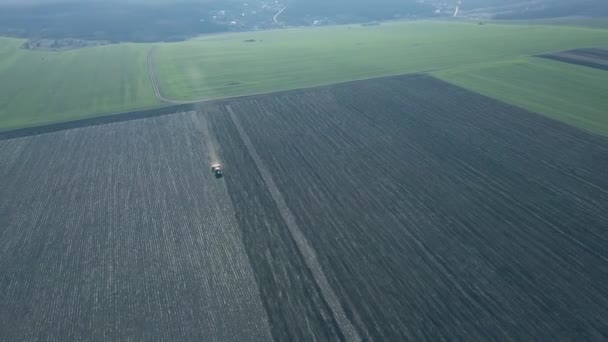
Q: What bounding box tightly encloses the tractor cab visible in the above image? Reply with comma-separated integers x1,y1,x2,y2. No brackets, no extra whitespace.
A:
211,164,223,178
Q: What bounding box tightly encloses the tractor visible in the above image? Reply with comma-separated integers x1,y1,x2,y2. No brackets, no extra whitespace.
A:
211,164,223,178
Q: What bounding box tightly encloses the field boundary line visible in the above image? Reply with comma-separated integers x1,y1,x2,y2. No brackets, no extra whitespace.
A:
225,105,362,342
6,47,602,138
0,104,193,140
151,70,438,105
0,73,429,138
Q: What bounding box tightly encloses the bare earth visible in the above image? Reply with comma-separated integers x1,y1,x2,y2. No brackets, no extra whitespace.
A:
539,48,608,70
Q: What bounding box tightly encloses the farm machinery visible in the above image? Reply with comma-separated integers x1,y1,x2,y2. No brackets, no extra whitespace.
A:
211,164,223,178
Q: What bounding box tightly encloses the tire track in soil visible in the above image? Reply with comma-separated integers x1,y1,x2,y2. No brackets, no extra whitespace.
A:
147,46,172,104
225,104,362,342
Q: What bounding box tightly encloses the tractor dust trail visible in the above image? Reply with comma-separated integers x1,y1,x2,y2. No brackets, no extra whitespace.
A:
193,109,219,164
147,47,211,105
226,105,362,342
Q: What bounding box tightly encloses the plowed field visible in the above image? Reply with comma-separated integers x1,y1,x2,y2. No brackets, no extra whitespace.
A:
206,74,608,340
1,74,608,340
539,48,608,70
0,113,272,341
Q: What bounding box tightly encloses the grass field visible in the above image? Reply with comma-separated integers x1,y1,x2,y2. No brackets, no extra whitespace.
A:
0,38,159,131
434,57,608,136
154,20,608,101
1,20,608,131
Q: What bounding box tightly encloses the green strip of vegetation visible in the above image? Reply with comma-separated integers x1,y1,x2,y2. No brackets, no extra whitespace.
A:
434,57,608,136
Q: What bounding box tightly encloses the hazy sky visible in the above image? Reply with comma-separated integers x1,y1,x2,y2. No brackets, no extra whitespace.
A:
0,0,210,3
0,0,596,7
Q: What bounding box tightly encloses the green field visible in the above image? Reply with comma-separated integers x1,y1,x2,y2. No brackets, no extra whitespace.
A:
0,38,159,131
1,20,608,131
155,21,608,101
434,58,608,136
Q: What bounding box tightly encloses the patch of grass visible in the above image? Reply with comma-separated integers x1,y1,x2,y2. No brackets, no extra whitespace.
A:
0,38,22,75
434,57,608,136
155,21,608,101
0,38,160,131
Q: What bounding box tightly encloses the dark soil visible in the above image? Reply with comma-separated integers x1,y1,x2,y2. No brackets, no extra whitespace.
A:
539,48,608,71
2,74,608,340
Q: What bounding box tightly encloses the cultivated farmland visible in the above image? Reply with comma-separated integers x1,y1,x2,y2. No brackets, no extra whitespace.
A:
539,48,608,70
0,113,272,341
205,74,608,340
1,74,608,340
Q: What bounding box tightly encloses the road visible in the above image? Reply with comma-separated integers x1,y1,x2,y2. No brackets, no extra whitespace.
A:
273,7,287,25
